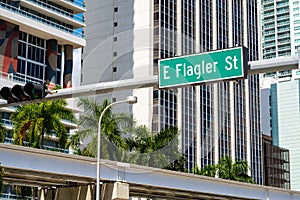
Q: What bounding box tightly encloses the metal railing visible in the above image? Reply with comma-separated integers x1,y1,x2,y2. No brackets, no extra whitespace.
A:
2,119,13,127
4,138,70,154
43,145,69,154
0,2,84,38
1,193,37,200
0,71,39,84
63,0,85,8
25,0,85,24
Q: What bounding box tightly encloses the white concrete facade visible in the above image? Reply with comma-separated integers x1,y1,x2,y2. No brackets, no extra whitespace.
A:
82,0,154,127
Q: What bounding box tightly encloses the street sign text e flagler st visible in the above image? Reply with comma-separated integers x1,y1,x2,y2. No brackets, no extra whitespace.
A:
159,46,248,88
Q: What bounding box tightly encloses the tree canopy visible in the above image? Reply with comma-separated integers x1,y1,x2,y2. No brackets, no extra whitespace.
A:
10,100,75,149
0,162,3,196
193,155,254,183
0,116,6,143
70,97,184,169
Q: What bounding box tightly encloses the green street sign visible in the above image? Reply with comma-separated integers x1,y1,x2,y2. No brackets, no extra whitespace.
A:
159,46,248,88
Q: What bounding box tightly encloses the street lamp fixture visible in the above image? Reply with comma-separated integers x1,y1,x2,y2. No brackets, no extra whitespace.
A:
96,96,137,200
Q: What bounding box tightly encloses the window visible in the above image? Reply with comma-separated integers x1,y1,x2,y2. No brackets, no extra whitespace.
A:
113,52,117,57
112,98,116,102
113,36,117,41
113,66,117,72
114,22,118,27
114,7,118,12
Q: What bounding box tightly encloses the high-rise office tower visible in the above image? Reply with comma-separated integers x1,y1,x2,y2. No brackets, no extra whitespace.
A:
263,134,290,189
83,0,262,184
260,0,300,60
261,74,300,190
260,0,300,190
260,0,291,59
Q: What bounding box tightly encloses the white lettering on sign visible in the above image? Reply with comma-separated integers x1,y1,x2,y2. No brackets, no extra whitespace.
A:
174,61,218,79
225,56,238,71
163,66,170,79
176,63,182,78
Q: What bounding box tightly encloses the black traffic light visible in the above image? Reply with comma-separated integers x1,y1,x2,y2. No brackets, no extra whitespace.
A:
0,82,47,104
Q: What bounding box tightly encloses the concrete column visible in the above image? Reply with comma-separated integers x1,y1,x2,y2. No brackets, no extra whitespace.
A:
46,39,58,90
212,0,219,167
63,45,73,88
38,185,95,200
102,182,129,200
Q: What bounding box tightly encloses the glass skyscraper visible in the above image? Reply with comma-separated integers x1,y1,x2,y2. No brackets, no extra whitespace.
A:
260,0,300,190
83,0,262,184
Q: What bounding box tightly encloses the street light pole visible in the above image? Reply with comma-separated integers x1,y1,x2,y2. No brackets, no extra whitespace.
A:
96,96,137,200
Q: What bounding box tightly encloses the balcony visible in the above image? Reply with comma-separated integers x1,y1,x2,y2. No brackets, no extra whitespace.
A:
43,145,69,154
263,24,275,30
0,2,83,38
54,0,86,14
1,193,37,200
60,119,78,129
0,2,85,48
2,119,13,130
4,137,70,154
263,12,275,18
277,45,290,51
263,0,274,5
277,8,289,14
263,42,276,48
22,0,85,28
277,15,289,21
263,5,274,12
277,27,290,33
264,30,275,35
277,39,290,45
276,2,289,9
277,21,289,27
264,36,275,41
263,18,275,24
278,33,290,39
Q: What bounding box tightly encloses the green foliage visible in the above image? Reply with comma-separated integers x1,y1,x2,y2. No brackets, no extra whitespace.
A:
72,97,183,169
0,162,4,196
163,156,186,172
193,164,217,177
13,185,37,199
192,155,255,184
218,156,254,183
10,100,75,149
0,119,5,143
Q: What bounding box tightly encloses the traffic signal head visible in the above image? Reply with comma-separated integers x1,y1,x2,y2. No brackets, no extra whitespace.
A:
24,82,47,99
0,82,47,104
0,87,18,104
11,85,31,101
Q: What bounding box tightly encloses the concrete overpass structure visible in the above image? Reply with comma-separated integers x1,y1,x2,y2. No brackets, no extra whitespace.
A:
1,143,300,200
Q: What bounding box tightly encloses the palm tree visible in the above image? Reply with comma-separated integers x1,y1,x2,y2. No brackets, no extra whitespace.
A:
123,125,181,168
71,97,129,159
163,156,186,172
217,155,236,180
193,156,254,183
0,162,3,196
193,164,217,177
0,116,6,143
71,97,182,169
10,100,75,149
218,155,254,183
